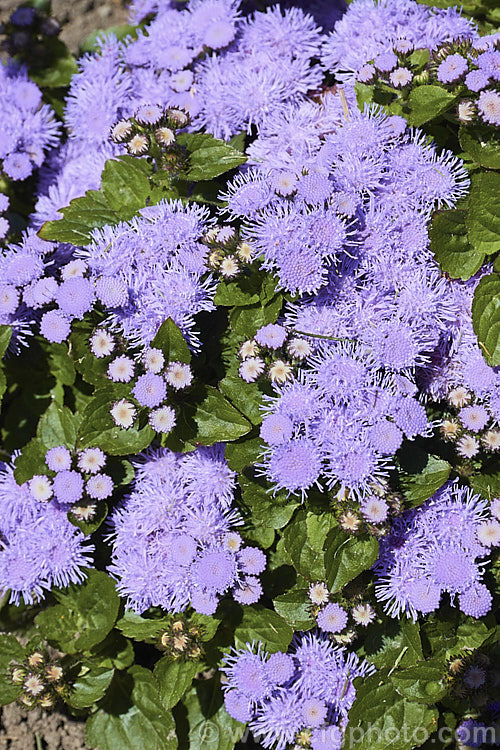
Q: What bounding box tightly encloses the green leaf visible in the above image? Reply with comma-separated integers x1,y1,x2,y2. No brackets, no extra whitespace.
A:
69,665,115,709
219,369,266,426
467,171,500,255
229,293,284,338
37,401,79,449
190,386,252,445
472,272,500,365
459,124,500,170
400,456,451,507
429,209,485,280
181,676,245,750
36,571,120,653
348,671,438,750
0,635,25,706
89,631,135,670
214,272,277,308
154,659,200,710
101,156,152,219
45,341,76,387
283,508,329,580
152,318,191,364
177,133,246,181
225,435,263,472
38,189,120,244
0,326,12,357
233,605,293,654
409,48,431,69
76,385,155,455
70,319,111,387
14,437,48,483
30,39,78,87
273,589,314,631
355,82,375,109
116,612,173,641
470,470,500,500
324,528,379,593
390,659,448,704
86,666,177,750
408,85,457,126
190,613,222,642
363,619,423,670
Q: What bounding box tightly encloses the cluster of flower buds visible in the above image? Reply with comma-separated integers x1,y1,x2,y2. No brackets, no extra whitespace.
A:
0,4,60,61
157,616,204,662
203,226,253,278
440,386,500,460
90,327,192,434
431,39,500,126
357,36,420,88
111,104,191,174
28,444,112,522
330,482,403,537
10,648,69,711
446,649,499,707
308,582,377,640
0,194,10,240
238,323,312,384
360,35,500,127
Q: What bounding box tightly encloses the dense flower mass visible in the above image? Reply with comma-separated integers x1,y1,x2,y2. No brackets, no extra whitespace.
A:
374,482,500,619
320,0,477,82
0,458,94,605
77,200,217,347
222,633,374,749
0,0,499,740
108,445,266,613
0,62,60,182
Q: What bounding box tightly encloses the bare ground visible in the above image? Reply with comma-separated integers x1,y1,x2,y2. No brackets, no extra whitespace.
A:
0,0,128,53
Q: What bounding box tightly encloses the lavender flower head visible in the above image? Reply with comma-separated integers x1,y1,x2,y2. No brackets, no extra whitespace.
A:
77,200,218,348
0,458,94,605
108,445,265,614
320,0,477,83
0,62,60,181
374,482,499,620
222,632,374,749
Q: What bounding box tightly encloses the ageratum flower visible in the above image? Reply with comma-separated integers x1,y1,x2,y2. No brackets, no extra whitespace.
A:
222,632,374,749
0,458,94,605
0,62,60,182
77,200,217,349
374,482,499,619
108,445,266,614
320,0,477,82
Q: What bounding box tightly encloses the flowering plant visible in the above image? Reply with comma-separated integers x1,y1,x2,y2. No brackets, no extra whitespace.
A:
0,0,499,748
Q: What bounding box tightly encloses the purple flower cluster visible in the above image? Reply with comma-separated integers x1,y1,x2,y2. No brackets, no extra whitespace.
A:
0,230,59,350
0,457,94,605
257,344,430,498
238,323,311,384
3,200,219,350
28,445,112,520
221,632,374,749
108,445,266,614
88,326,192,434
225,103,468,297
320,0,477,82
30,0,326,219
0,195,10,240
419,269,500,449
0,62,60,182
374,482,500,620
77,200,217,348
